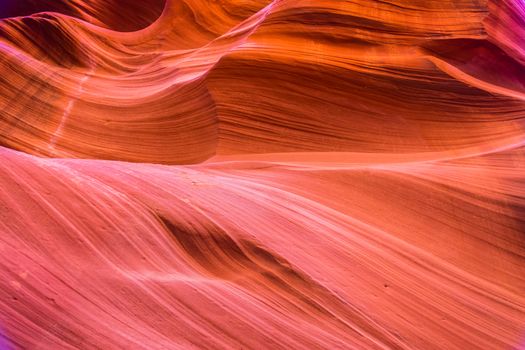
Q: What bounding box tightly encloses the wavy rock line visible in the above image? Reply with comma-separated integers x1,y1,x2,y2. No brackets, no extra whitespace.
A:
0,0,524,349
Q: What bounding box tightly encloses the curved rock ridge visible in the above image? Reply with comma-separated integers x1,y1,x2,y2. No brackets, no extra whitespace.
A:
0,0,523,163
0,0,524,349
0,0,166,31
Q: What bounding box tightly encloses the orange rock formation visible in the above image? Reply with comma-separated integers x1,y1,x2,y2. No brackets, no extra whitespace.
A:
0,0,524,349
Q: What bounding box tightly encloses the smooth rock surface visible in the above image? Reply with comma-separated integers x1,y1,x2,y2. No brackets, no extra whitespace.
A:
0,1,524,349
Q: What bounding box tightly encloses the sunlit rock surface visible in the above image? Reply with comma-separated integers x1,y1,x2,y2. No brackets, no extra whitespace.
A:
0,1,524,349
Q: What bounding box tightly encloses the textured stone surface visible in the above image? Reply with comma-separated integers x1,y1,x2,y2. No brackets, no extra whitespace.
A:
0,1,524,349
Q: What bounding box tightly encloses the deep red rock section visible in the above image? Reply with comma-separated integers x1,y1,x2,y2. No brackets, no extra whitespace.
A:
0,1,524,349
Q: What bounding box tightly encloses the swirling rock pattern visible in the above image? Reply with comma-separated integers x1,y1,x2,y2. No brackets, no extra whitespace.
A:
0,0,524,349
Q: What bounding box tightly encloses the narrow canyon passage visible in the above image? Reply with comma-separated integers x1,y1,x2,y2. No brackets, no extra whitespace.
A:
0,1,524,349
